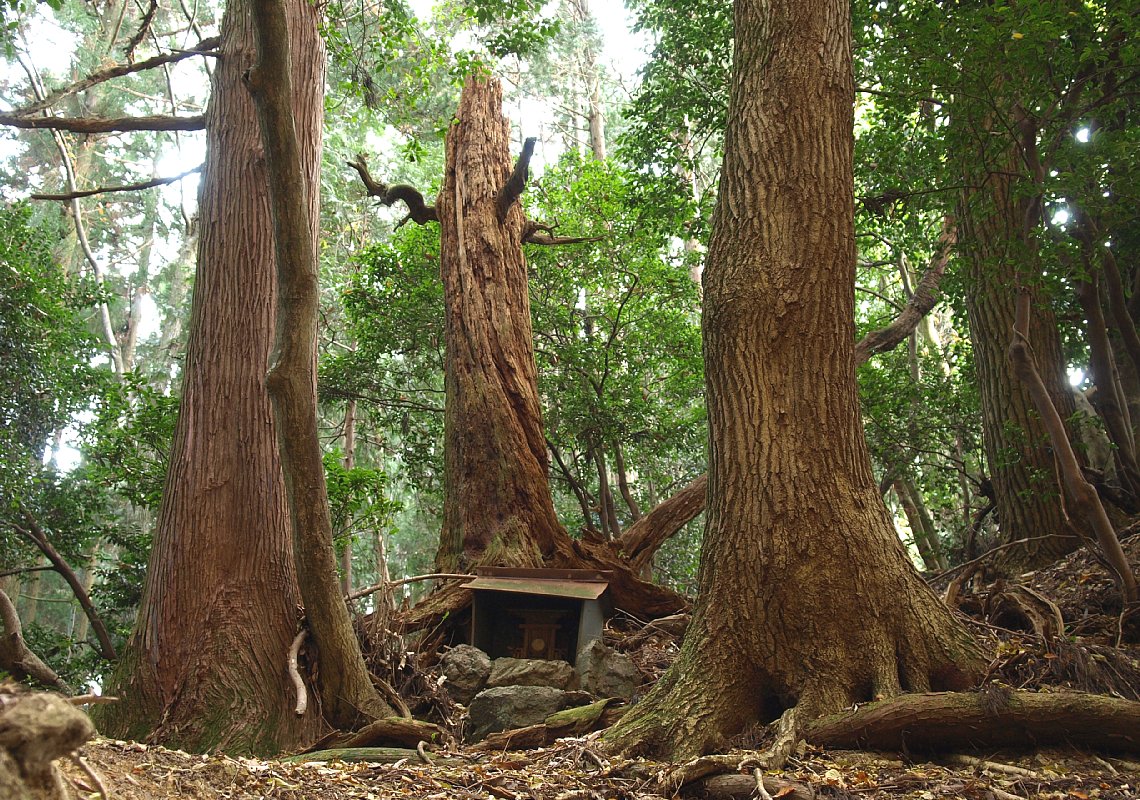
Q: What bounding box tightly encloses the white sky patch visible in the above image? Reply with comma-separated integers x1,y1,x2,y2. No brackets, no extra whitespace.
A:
1075,127,1090,143
44,409,95,473
595,2,649,83
1068,367,1085,388
157,135,208,206
1051,207,1069,226
134,291,162,340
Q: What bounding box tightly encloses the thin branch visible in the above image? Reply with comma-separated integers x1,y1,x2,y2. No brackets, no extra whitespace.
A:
9,37,219,119
0,113,206,133
345,573,472,603
854,217,956,363
523,219,604,245
12,503,117,660
31,165,202,201
13,46,124,377
0,564,55,578
347,154,438,223
496,135,535,221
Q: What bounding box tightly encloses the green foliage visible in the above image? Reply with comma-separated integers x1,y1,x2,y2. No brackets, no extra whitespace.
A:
0,203,99,473
81,375,178,511
527,155,704,532
323,450,401,544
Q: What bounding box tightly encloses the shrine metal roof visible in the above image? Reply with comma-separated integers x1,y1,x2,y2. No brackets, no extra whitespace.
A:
462,567,611,601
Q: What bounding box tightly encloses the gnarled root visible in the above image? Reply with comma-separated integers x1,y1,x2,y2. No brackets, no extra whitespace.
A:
804,689,1140,753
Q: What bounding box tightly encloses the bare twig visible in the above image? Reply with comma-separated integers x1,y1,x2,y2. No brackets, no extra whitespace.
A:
70,754,110,800
345,573,472,602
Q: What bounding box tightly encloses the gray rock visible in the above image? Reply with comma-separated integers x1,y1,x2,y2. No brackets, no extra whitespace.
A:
486,657,577,690
465,685,567,742
439,644,492,705
575,639,640,699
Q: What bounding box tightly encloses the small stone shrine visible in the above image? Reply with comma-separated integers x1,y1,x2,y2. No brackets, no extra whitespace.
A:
461,568,611,663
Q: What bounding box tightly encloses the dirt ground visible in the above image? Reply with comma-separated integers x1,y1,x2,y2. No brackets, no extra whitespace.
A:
61,734,1140,800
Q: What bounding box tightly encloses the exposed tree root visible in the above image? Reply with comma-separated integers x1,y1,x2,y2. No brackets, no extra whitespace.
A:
682,773,815,800
804,689,1140,753
298,717,449,752
638,689,1140,795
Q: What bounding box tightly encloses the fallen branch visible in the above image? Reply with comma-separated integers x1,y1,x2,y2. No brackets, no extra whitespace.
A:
32,165,202,201
69,754,109,800
682,773,814,800
346,572,472,603
0,113,206,133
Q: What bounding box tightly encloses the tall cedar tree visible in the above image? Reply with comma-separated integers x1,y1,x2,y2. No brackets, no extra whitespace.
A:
372,79,687,627
603,0,984,760
96,0,328,753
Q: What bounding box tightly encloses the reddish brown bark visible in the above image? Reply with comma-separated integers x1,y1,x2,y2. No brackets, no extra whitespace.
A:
95,0,325,754
433,79,569,573
604,0,984,763
248,0,396,728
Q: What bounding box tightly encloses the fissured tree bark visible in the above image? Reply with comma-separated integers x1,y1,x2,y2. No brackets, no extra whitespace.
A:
603,0,984,762
96,0,326,753
958,139,1081,572
434,79,566,574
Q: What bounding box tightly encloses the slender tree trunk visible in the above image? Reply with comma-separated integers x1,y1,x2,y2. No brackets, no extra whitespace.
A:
340,400,357,594
569,0,606,161
892,477,947,572
95,0,325,753
604,0,983,762
434,79,567,573
248,0,396,729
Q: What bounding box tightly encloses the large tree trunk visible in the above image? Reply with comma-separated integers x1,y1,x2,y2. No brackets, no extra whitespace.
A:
959,142,1081,572
434,79,567,573
603,0,984,762
95,0,325,754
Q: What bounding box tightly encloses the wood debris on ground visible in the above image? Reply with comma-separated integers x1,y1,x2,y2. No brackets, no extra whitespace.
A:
60,735,1139,800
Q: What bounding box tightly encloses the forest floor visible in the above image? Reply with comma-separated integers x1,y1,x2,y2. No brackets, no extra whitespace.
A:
62,734,1140,800
58,532,1140,800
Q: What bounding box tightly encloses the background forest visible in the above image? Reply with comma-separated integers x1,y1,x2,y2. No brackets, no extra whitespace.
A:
0,0,1137,754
